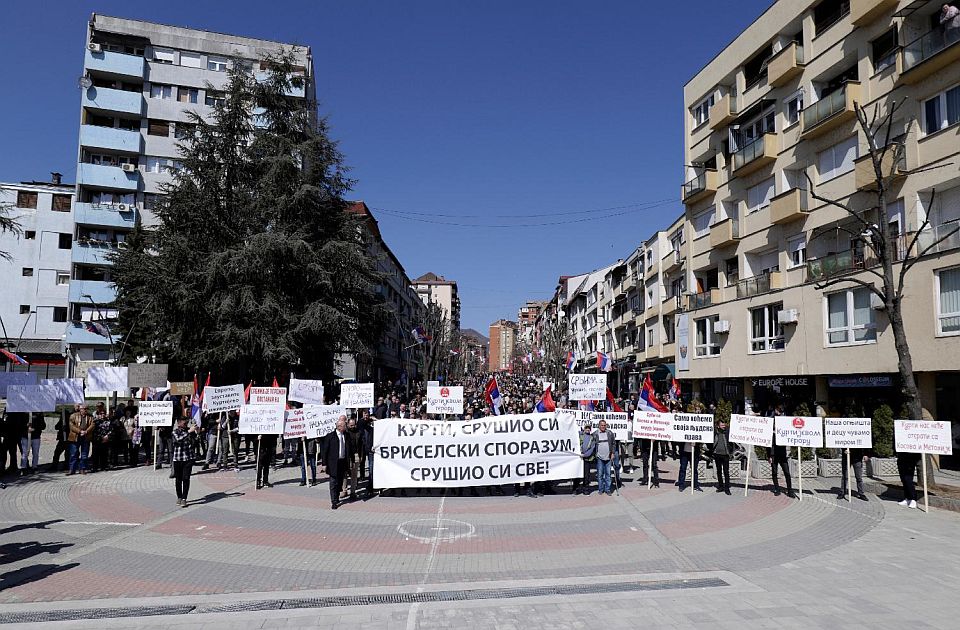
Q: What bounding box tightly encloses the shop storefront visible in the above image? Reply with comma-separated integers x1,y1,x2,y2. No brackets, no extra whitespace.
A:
826,374,899,416
746,376,816,415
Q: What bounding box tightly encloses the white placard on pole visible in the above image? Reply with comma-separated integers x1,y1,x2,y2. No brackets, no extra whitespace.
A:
568,374,606,401
5,385,58,412
249,386,287,406
41,378,86,405
283,408,309,440
729,414,773,497
239,404,285,435
340,383,374,409
824,417,872,449
895,419,953,514
303,404,345,439
203,385,245,413
138,400,174,427
592,412,631,442
288,378,324,404
427,386,464,415
85,366,128,394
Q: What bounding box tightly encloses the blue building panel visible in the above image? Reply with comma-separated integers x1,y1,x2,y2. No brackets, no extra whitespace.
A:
74,202,137,229
77,163,139,191
78,125,142,154
68,280,116,305
81,86,143,116
84,49,145,79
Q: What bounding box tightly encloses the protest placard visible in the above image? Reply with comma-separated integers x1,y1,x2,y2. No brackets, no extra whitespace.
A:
0,372,37,398
288,378,324,404
239,404,284,435
283,408,309,440
632,410,674,441
203,384,245,413
86,366,128,393
824,417,873,449
6,385,58,412
894,420,952,455
427,386,464,415
340,383,374,408
373,412,581,489
592,412,632,442
138,400,174,427
249,386,286,406
671,413,715,444
556,408,594,429
127,363,169,388
40,378,85,405
73,360,105,382
568,374,606,401
169,381,194,396
303,404,344,439
774,416,824,448
729,414,773,447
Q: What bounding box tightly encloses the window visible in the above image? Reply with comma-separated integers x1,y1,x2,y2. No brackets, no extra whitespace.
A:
826,288,876,345
152,47,175,64
53,307,68,323
695,316,720,357
818,136,858,181
118,117,140,131
693,208,714,238
647,325,657,347
750,303,784,352
19,305,30,315
58,233,72,249
56,272,70,285
16,191,37,208
937,267,960,335
52,194,71,211
149,84,173,99
179,51,202,68
788,234,807,268
207,56,229,72
24,230,36,240
143,193,161,210
646,250,653,269
147,119,170,136
923,85,960,135
22,267,33,277
784,91,804,126
174,122,195,139
178,87,199,104
726,257,739,286
813,0,850,37
744,45,772,89
205,91,226,108
746,177,776,214
664,315,675,343
691,94,715,127
871,27,898,72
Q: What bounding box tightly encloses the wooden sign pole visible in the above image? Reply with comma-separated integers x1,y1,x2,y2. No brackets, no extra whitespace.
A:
847,448,852,502
301,437,307,482
690,444,695,495
744,447,751,497
922,454,929,514
797,447,803,501
153,428,159,471
647,440,653,489
256,434,261,489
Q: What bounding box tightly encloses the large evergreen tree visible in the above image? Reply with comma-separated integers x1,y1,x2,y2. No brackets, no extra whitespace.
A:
112,53,386,383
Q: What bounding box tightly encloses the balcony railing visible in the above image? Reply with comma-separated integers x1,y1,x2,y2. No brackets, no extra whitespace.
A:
733,134,775,172
903,28,960,73
916,221,960,256
687,290,714,310
802,82,859,132
735,270,781,299
682,169,717,202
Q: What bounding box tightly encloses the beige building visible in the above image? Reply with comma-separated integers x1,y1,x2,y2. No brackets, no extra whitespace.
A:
488,319,518,372
413,272,461,332
680,0,960,446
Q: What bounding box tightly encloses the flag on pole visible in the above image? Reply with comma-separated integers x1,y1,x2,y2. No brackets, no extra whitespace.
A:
0,349,29,365
191,373,210,425
535,385,556,413
244,381,252,404
565,351,576,372
578,399,595,411
605,387,623,412
596,351,612,372
412,326,431,344
639,374,669,413
484,377,503,416
669,377,682,401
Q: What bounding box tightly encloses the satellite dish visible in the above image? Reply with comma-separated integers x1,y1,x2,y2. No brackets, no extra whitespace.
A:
78,75,92,90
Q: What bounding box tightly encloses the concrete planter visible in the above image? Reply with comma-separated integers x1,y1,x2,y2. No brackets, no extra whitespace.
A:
818,458,844,478
752,460,773,479
867,457,899,478
791,459,819,478
697,461,742,480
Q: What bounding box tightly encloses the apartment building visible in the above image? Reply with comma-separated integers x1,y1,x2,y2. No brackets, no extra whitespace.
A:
67,14,314,368
413,273,461,332
488,319,518,372
0,176,74,376
681,0,960,440
517,300,547,344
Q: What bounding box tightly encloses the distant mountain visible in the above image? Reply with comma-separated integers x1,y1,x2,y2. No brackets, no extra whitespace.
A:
461,328,489,346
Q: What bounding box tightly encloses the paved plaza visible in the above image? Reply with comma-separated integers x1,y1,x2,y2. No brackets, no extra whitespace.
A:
1,453,959,629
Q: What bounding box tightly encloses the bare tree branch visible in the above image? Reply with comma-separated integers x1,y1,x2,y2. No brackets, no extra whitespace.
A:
814,275,886,301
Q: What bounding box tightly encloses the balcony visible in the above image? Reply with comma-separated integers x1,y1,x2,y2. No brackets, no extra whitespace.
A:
686,288,723,311
854,151,906,191
770,188,809,225
663,248,685,273
709,217,740,248
661,296,680,316
74,202,137,229
851,0,898,26
81,86,143,117
732,133,777,176
735,271,782,299
69,280,116,305
79,124,141,154
254,71,306,98
806,250,864,282
77,163,139,191
767,42,804,87
682,169,718,205
916,221,960,256
709,93,738,130
800,82,861,138
71,240,120,266
902,27,960,84
85,48,145,80
64,321,113,347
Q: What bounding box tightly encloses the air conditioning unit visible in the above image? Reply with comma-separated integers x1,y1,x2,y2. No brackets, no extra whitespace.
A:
870,293,886,310
121,163,136,172
88,43,102,53
713,320,731,334
117,204,126,210
777,309,800,324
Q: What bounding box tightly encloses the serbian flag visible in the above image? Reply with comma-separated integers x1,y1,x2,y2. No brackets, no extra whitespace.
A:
578,399,595,411
244,381,252,403
565,351,576,372
484,377,503,416
639,374,668,413
412,326,431,344
596,352,612,372
605,387,623,413
535,386,556,413
191,373,210,426
0,349,29,365
669,377,682,401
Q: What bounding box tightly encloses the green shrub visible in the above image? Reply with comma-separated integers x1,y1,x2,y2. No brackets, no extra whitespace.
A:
873,404,895,458
714,398,732,425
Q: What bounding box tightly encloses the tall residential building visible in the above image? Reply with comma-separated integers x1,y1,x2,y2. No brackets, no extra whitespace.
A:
680,0,960,427
0,175,75,376
413,272,461,332
517,300,547,344
488,319,518,372
67,14,314,368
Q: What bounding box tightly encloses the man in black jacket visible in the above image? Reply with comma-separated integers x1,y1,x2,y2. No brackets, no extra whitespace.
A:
767,436,796,499
256,433,278,489
321,416,352,509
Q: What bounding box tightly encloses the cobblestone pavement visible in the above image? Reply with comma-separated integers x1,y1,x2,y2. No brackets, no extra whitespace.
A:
1,450,958,628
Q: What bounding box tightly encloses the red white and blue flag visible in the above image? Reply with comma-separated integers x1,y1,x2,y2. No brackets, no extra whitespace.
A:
0,349,29,366
412,326,431,344
565,351,576,372
605,387,623,413
578,399,595,411
191,373,210,426
596,352,612,372
669,377,682,402
639,374,669,413
484,377,503,416
535,385,556,413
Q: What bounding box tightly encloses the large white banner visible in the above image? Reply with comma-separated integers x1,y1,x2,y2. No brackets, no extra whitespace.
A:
303,404,344,439
138,400,174,427
633,411,674,441
557,408,594,428
41,378,85,405
824,417,872,449
568,374,606,401
6,385,58,412
86,366,128,394
373,412,582,489
592,412,632,442
288,378,324,404
203,384,245,413
340,383,374,408
427,385,464,415
774,416,824,448
729,414,774,447
0,372,37,398
283,409,308,440
249,386,286,405
895,420,953,455
239,404,284,435
672,413,714,444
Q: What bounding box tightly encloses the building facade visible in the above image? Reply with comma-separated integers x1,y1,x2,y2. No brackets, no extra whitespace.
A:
488,319,518,372
413,272,461,332
67,14,314,368
517,300,547,344
0,176,75,376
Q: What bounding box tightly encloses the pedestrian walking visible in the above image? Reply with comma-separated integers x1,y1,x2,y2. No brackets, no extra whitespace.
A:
321,416,352,509
171,417,199,506
67,404,93,475
897,451,921,509
711,417,732,495
840,448,869,501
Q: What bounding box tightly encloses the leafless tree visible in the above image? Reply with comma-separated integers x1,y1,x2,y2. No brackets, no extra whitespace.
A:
0,202,23,261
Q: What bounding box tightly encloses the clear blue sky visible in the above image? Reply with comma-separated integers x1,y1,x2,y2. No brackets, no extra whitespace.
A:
0,0,771,333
